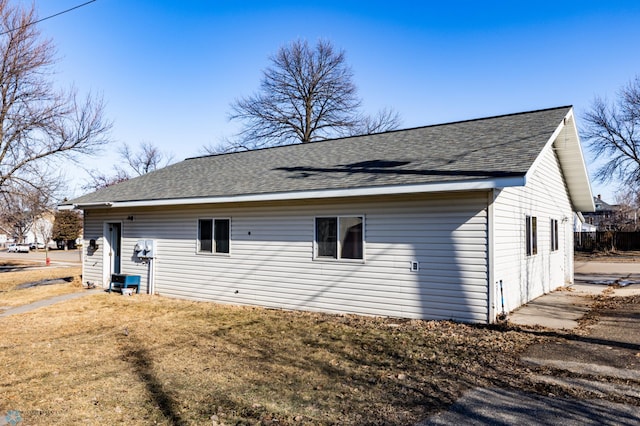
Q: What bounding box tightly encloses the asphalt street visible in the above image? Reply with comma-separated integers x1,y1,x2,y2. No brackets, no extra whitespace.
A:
0,248,81,266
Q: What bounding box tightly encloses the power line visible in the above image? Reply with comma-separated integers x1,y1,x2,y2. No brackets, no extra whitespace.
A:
0,0,97,36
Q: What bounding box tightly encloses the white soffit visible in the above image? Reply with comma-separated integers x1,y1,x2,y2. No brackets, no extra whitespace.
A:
550,109,595,212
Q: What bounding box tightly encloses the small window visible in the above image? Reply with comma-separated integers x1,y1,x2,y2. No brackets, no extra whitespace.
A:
214,219,230,254
551,219,559,252
315,216,363,260
526,215,537,256
198,219,212,252
198,218,230,254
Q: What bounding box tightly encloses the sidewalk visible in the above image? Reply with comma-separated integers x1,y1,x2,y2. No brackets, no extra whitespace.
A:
0,289,103,318
509,261,640,330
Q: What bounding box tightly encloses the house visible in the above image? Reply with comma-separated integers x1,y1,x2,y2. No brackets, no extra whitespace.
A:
61,106,594,323
0,213,53,248
581,195,639,231
24,212,55,247
582,195,619,230
574,212,597,232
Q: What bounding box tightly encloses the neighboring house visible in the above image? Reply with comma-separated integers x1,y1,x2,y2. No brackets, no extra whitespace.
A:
581,195,640,231
582,195,618,230
574,212,597,232
61,106,594,323
24,213,55,247
0,223,13,248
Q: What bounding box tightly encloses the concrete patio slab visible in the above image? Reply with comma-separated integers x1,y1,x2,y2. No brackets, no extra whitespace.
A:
508,291,595,329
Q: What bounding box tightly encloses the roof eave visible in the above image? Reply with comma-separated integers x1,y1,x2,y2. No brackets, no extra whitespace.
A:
64,176,526,210
526,107,595,212
58,201,113,210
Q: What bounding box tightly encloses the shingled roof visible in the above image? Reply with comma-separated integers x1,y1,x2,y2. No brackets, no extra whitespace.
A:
64,106,593,210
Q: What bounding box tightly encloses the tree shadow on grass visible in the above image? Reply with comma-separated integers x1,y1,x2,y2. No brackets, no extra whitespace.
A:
122,337,187,426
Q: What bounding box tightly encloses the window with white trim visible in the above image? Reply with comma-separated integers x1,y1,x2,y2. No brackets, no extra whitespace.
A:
315,216,363,260
550,218,559,251
526,215,537,256
198,218,230,254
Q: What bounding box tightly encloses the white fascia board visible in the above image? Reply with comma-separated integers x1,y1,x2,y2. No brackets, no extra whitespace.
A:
525,109,569,182
562,111,595,212
525,108,595,212
74,176,526,210
59,201,113,210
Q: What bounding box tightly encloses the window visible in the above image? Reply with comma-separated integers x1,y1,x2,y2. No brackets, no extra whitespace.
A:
526,215,537,256
550,219,559,251
214,219,230,254
198,218,230,254
315,216,363,260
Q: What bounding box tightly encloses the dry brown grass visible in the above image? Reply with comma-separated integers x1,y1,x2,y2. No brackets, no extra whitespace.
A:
575,250,640,262
0,266,83,308
0,293,553,425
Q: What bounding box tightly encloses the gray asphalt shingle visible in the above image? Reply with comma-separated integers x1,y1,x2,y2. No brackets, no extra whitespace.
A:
66,106,571,205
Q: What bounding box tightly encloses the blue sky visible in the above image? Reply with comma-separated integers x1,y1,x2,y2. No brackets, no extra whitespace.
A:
19,0,640,200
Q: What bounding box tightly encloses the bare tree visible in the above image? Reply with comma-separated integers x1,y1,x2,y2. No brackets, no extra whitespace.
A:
83,142,173,191
83,167,130,191
34,213,54,250
613,188,640,231
351,107,402,136
223,39,401,152
0,181,58,243
0,1,111,200
119,142,173,176
0,192,33,242
582,76,640,188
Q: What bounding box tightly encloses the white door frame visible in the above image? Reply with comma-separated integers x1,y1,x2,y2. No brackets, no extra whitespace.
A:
102,222,123,286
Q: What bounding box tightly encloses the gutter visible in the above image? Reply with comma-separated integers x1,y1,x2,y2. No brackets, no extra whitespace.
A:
59,202,113,211
61,176,526,210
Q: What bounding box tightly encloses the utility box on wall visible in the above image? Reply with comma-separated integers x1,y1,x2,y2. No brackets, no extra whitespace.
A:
134,240,155,258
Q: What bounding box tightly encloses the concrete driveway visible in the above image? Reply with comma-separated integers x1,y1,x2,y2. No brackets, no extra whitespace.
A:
421,260,640,425
508,261,640,330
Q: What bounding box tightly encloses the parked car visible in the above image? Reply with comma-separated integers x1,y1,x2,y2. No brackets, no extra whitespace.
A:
29,242,45,250
7,243,30,253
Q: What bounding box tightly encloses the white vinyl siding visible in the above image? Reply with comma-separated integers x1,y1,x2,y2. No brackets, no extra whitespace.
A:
82,214,105,287
82,192,489,322
493,140,573,314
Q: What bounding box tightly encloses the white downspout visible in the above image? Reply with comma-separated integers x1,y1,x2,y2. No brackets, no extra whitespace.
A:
147,258,155,295
487,189,497,323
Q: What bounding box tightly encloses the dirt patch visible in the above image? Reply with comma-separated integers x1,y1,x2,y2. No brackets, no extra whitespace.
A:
0,266,81,292
15,276,76,289
0,260,38,266
0,266,83,309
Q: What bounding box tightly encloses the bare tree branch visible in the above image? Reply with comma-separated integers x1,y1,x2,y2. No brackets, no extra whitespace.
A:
0,176,61,243
0,0,111,199
582,75,640,188
348,107,403,136
83,141,173,191
119,141,174,176
225,39,401,152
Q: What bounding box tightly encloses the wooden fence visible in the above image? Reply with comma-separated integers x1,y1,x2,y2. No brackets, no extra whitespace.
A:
574,231,640,252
